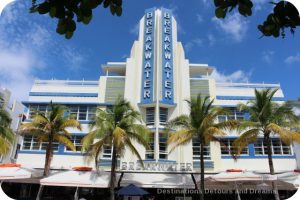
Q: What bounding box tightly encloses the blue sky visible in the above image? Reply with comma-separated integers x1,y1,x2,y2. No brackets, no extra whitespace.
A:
0,0,299,101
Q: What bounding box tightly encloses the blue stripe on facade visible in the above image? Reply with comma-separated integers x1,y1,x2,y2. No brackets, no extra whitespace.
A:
161,8,174,105
221,155,296,159
140,8,155,104
29,92,98,97
24,119,92,124
218,137,295,159
193,161,214,169
22,101,112,106
18,150,84,156
216,96,285,101
142,159,176,163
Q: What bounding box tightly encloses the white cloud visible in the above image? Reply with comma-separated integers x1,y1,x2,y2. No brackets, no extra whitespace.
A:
212,13,249,42
0,1,88,101
285,53,300,64
184,38,203,52
0,50,37,101
210,69,252,83
168,4,185,35
129,22,139,36
196,14,203,23
207,34,216,46
200,0,212,7
252,0,269,11
262,51,275,64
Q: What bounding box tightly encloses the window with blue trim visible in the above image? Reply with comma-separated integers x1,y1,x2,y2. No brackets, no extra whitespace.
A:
217,107,245,122
159,107,168,126
21,135,59,151
192,137,210,160
220,139,249,155
28,105,50,119
102,144,112,159
87,107,96,120
145,132,154,159
65,135,84,152
254,139,292,156
146,107,155,126
159,133,168,159
67,105,97,121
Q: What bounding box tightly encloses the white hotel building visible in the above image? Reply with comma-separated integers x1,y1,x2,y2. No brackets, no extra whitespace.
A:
17,8,298,174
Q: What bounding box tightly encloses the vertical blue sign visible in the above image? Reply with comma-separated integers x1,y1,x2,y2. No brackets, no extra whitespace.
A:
161,8,174,104
140,8,155,104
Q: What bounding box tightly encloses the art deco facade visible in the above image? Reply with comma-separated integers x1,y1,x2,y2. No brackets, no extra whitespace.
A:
17,8,297,173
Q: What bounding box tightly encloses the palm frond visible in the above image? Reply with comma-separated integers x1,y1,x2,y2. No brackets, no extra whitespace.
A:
168,129,194,152
214,120,240,131
0,126,14,143
125,138,145,168
59,119,82,131
0,136,11,155
233,128,260,155
53,135,75,151
81,131,97,152
165,115,190,131
267,123,295,145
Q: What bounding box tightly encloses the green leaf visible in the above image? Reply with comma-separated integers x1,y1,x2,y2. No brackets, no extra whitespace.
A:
103,0,111,8
65,31,74,39
116,6,122,16
66,19,76,32
49,7,56,18
37,2,50,14
56,20,66,34
214,0,223,7
215,7,226,18
83,14,93,24
29,5,38,13
110,5,116,15
114,0,122,7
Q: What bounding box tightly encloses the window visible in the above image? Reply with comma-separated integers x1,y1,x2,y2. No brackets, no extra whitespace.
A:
69,106,78,119
66,135,84,152
192,137,210,160
220,139,248,155
254,139,292,156
38,105,47,114
87,106,96,120
146,107,155,126
217,107,245,122
78,106,87,120
218,115,226,123
22,135,59,151
159,107,168,125
67,105,96,121
145,133,154,159
28,105,49,119
102,144,112,159
159,133,168,159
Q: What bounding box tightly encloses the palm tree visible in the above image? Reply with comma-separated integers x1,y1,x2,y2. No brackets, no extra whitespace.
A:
81,97,149,200
167,94,238,200
20,102,82,176
233,88,300,200
0,96,14,157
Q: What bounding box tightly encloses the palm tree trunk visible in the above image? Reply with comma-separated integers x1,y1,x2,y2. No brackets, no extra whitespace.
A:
110,146,117,200
200,138,205,200
264,133,280,200
43,134,53,177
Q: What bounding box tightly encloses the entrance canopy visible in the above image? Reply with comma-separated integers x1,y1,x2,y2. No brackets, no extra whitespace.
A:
120,172,202,189
209,171,277,182
278,172,300,188
0,167,32,180
40,171,110,188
